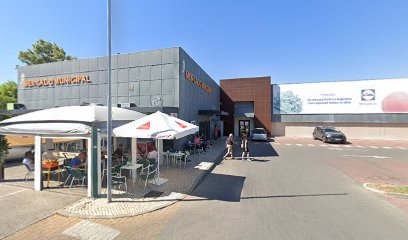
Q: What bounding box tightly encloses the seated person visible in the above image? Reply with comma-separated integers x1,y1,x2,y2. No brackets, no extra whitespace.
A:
147,147,158,163
193,135,202,145
69,152,86,172
113,144,124,159
22,151,34,170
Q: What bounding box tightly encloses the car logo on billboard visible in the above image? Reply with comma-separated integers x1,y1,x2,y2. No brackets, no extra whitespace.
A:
361,89,375,101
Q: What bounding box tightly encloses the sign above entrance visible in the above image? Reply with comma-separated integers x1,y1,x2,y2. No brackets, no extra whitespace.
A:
185,71,212,94
22,75,91,88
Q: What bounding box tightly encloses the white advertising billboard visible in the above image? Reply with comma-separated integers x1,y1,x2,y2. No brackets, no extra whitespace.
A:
272,78,408,114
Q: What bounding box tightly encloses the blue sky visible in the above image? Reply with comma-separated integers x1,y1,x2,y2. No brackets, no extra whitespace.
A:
1,0,407,85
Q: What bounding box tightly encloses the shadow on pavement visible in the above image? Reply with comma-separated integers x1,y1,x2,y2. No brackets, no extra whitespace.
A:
189,173,246,202
247,141,279,157
0,178,32,183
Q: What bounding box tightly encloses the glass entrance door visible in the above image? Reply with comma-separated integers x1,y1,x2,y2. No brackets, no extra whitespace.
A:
239,120,250,137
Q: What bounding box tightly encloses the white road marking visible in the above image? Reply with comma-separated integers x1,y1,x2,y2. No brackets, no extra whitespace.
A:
343,145,352,148
397,147,407,150
0,189,25,199
320,145,328,147
368,146,379,149
285,143,292,146
331,145,341,147
354,145,365,148
382,146,392,149
296,144,303,146
307,144,315,146
341,155,392,159
329,148,344,151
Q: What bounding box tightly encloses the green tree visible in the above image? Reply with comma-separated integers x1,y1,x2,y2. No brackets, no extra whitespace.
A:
0,135,9,162
0,80,17,110
18,39,76,65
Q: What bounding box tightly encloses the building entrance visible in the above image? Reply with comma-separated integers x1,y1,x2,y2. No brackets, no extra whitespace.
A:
239,120,250,136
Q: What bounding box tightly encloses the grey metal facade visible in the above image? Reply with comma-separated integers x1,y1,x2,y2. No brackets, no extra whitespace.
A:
16,47,220,121
17,48,182,109
16,47,220,148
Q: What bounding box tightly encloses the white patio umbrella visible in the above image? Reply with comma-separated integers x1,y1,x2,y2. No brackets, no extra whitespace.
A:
113,111,199,185
0,105,146,136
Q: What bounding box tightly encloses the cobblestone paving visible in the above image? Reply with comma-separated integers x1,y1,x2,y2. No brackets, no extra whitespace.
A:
58,138,226,218
62,220,121,240
6,203,181,240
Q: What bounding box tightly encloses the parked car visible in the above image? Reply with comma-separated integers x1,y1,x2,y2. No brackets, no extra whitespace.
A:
251,128,268,141
313,127,347,144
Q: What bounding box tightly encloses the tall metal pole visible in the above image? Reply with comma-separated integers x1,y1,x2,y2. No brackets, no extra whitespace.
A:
106,0,112,202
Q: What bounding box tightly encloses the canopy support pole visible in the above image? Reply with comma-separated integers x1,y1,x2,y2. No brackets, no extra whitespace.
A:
131,138,137,183
34,136,42,191
97,131,102,195
149,138,167,186
87,125,99,198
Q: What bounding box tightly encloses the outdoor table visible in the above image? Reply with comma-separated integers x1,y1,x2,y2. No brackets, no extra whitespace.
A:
120,163,143,184
42,160,61,188
169,152,185,167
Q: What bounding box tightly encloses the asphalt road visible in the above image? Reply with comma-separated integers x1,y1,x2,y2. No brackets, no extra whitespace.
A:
158,141,408,240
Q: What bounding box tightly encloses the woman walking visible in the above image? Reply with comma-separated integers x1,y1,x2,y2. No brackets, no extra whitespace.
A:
223,133,234,161
241,135,251,161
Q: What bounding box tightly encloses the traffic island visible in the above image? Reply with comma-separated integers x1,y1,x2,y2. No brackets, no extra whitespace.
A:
364,183,408,197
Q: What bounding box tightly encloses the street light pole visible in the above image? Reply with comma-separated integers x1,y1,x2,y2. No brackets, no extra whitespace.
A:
106,0,112,202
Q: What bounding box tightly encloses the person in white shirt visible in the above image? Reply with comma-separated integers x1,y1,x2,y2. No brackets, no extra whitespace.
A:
22,151,34,170
147,147,158,163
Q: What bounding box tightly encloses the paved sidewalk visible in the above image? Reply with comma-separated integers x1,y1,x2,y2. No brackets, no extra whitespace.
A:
57,138,226,218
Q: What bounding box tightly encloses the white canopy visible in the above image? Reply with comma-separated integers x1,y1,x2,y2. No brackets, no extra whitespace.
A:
0,122,91,136
113,111,199,139
0,106,146,137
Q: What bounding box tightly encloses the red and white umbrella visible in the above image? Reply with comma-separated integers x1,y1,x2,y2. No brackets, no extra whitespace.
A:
113,111,198,139
113,111,199,185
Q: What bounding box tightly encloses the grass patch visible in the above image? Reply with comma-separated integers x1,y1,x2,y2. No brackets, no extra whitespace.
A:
367,183,408,194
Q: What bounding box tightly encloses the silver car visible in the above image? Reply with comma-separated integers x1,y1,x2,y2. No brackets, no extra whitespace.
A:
251,128,268,141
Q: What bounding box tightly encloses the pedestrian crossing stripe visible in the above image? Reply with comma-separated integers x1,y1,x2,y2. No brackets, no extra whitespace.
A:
272,142,406,150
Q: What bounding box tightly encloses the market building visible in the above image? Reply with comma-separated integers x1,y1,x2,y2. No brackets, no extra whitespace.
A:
219,77,408,140
16,47,221,148
11,47,408,141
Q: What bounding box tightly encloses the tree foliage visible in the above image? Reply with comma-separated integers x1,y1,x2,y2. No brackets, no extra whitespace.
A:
0,81,17,110
0,135,9,162
18,39,76,65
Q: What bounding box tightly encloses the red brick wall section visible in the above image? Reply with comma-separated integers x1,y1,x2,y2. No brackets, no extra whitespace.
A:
220,77,272,136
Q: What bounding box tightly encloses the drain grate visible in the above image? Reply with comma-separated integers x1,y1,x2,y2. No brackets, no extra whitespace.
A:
143,190,164,198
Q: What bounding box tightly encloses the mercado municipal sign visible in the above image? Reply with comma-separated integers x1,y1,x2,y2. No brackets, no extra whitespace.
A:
23,75,91,88
185,70,212,94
